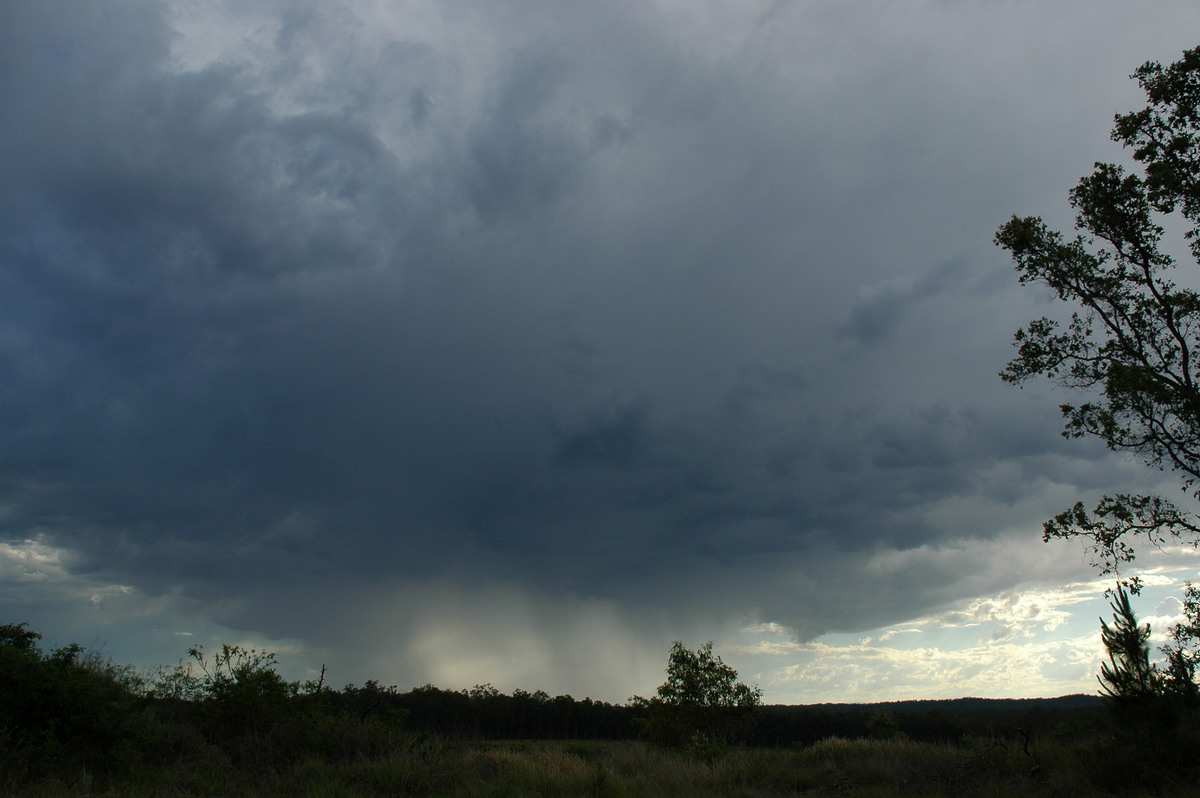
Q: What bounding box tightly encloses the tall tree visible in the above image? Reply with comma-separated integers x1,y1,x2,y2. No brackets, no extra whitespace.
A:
997,46,1200,584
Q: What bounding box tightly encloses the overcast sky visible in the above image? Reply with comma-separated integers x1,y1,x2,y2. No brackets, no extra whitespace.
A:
5,0,1200,704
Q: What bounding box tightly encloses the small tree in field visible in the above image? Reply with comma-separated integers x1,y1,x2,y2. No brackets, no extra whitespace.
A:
637,641,761,750
657,641,762,709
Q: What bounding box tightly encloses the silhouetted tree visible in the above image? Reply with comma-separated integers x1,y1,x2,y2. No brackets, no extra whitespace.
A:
1161,582,1200,706
1099,588,1162,702
999,45,1200,768
998,46,1200,583
1094,587,1200,772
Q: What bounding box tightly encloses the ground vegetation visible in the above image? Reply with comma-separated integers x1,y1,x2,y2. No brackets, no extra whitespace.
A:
0,622,1176,796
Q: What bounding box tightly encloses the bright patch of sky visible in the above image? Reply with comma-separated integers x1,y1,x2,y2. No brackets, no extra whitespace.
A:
729,558,1200,704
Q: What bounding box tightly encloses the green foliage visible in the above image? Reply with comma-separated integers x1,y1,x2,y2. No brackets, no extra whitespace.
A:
146,642,311,755
657,641,762,709
0,622,146,781
0,621,42,651
866,710,908,741
997,46,1200,576
1161,582,1200,705
1099,583,1200,710
638,641,762,749
152,642,295,703
189,643,295,704
1098,587,1163,702
1092,585,1200,778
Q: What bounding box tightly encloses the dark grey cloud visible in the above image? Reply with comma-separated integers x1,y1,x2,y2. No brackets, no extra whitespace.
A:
4,0,1200,699
839,259,971,345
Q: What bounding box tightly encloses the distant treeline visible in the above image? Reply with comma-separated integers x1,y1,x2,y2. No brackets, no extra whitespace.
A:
336,681,640,740
753,696,1104,747
340,681,1105,746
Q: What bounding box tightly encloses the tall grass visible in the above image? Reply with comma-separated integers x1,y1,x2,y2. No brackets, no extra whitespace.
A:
5,734,1187,798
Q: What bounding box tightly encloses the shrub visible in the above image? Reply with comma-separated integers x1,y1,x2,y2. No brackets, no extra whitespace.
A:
0,623,145,782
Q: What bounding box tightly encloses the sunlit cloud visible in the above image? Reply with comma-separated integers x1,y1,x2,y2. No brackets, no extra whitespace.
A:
731,571,1200,703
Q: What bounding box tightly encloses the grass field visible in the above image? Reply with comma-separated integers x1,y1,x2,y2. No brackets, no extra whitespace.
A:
7,733,1183,798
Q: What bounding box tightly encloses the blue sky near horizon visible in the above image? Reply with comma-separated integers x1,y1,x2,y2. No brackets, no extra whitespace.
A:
5,0,1200,705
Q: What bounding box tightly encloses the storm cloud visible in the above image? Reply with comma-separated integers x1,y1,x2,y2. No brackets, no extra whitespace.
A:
5,0,1200,701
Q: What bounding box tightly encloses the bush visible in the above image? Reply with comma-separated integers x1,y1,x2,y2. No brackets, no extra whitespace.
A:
0,623,146,782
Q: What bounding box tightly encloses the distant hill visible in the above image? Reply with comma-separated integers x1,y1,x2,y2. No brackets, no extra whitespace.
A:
774,694,1103,714
748,695,1106,746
